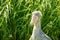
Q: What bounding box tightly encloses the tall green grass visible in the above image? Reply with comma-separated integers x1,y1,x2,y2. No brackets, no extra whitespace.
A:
0,0,60,40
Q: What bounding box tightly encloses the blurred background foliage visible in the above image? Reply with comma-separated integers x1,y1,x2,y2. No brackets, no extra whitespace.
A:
0,0,60,40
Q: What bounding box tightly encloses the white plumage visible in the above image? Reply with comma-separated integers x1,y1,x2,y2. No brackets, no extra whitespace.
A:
29,11,51,40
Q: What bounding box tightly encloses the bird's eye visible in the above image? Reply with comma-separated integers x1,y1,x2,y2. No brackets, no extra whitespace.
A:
35,13,39,16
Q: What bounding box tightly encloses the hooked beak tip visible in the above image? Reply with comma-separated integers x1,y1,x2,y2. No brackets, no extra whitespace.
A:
30,21,33,25
30,22,31,24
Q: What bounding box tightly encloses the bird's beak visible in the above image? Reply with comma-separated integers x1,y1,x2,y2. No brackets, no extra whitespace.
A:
30,15,38,25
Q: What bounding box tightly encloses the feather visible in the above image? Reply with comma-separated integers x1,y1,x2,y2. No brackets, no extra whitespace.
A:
29,11,51,40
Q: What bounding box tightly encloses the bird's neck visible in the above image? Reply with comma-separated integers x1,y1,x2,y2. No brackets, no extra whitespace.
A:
31,20,43,39
34,20,41,30
32,20,42,34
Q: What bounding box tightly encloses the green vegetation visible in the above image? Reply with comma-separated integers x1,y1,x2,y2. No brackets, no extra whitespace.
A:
0,0,60,40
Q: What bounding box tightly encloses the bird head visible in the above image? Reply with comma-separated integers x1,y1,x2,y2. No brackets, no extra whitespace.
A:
30,11,42,25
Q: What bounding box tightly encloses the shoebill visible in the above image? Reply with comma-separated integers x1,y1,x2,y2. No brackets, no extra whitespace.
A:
29,11,51,40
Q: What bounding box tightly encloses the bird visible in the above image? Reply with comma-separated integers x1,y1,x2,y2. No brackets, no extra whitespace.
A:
29,11,51,40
